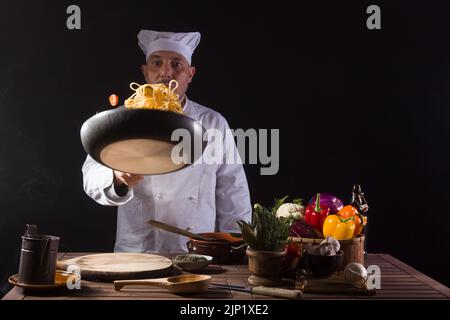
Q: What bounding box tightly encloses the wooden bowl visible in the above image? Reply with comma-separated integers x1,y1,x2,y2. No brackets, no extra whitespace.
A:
289,235,365,266
186,232,247,264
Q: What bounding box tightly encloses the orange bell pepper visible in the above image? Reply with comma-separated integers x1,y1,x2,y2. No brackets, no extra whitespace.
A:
336,205,367,236
353,214,367,236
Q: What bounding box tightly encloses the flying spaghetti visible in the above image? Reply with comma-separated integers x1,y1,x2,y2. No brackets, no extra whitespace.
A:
124,80,183,114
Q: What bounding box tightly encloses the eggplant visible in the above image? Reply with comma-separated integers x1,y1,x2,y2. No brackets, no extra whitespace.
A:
308,193,344,214
289,220,323,239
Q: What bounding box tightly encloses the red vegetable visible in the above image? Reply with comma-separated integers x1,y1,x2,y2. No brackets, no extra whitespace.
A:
283,242,301,272
284,242,301,258
109,94,119,107
305,193,331,231
308,192,343,214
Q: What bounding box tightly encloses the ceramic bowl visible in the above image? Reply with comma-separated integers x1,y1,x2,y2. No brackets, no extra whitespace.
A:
8,270,81,292
172,254,213,271
303,250,344,278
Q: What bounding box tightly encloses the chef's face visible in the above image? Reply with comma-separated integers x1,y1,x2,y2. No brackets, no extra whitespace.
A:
141,51,195,102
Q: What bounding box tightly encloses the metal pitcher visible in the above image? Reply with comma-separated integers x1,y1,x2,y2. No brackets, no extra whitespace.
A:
18,224,60,285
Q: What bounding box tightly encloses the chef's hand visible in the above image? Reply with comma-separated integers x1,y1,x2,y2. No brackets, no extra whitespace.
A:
113,170,144,188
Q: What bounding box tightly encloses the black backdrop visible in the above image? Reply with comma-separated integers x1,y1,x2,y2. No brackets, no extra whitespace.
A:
0,0,449,296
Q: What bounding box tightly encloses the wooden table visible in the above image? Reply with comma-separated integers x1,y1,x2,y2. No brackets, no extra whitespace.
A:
3,252,449,300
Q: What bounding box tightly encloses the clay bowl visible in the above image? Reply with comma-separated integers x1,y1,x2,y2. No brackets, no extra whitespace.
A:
186,232,247,265
303,250,344,278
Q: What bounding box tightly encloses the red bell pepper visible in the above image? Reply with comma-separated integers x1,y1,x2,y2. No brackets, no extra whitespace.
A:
304,193,331,232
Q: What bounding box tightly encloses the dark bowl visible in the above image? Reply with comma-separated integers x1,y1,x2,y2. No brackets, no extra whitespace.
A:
303,250,344,278
186,232,247,265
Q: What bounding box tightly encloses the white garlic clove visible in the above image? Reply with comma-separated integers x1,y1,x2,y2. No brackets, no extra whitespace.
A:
344,262,368,288
327,236,340,253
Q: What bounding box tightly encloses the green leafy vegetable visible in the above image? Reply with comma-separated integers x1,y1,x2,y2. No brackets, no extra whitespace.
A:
272,195,289,214
237,197,295,251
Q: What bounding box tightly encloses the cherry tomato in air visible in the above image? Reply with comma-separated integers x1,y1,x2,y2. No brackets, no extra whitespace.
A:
109,94,119,107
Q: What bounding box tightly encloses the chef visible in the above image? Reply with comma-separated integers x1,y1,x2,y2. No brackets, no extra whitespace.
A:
82,30,252,253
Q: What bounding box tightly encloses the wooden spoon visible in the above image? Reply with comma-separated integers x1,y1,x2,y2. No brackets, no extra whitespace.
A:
114,274,211,293
147,219,226,242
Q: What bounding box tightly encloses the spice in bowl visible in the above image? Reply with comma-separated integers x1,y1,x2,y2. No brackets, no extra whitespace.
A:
172,254,213,271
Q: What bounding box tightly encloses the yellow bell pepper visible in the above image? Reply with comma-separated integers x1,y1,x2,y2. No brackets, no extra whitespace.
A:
322,215,356,240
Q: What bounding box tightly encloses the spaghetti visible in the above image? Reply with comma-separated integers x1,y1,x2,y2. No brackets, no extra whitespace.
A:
124,80,183,114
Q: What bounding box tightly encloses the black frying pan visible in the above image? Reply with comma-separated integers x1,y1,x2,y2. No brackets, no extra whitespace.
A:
80,108,207,175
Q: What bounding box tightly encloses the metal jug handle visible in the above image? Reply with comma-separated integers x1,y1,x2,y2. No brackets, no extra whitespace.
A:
39,238,51,269
24,224,38,237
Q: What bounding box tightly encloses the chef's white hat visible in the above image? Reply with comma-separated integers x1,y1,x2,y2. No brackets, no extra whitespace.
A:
137,30,201,65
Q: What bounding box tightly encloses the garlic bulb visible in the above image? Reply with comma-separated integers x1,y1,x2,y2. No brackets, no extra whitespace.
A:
306,237,341,256
317,236,340,256
276,203,305,221
344,262,368,288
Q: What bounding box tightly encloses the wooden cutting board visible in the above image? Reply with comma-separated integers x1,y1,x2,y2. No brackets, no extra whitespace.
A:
296,273,376,296
57,253,173,281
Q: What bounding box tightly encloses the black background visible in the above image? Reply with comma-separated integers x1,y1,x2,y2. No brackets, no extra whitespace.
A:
0,0,449,297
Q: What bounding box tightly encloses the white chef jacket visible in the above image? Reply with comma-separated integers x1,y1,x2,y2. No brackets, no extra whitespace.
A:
82,98,252,253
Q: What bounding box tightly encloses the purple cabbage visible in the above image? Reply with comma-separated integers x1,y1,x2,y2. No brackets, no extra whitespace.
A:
308,193,344,214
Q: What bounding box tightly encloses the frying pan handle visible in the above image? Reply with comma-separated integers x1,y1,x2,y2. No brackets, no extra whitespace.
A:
252,286,303,299
114,278,169,291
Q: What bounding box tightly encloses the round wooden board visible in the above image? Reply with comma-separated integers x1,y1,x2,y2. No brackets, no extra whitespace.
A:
56,253,173,281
